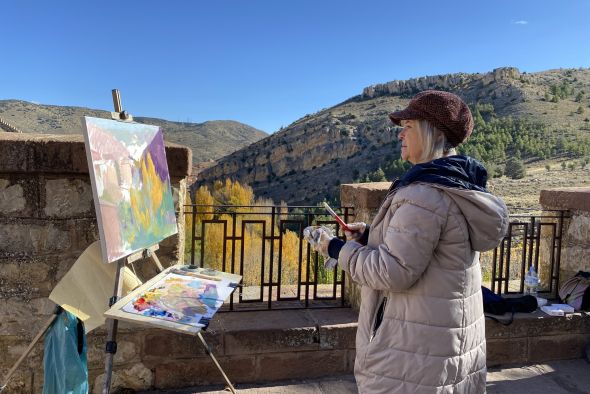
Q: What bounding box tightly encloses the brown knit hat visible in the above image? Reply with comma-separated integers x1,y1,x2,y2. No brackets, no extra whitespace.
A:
388,90,474,147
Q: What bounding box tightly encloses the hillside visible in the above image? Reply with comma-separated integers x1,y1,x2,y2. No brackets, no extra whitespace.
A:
196,67,590,205
0,100,267,164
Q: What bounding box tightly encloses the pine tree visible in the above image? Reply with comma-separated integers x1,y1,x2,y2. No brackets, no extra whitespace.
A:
504,157,526,179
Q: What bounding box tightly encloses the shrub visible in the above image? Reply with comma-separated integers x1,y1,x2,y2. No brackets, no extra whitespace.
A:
504,157,526,179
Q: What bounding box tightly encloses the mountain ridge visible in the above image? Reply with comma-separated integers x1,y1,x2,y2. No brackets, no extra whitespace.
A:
196,67,590,204
0,100,267,164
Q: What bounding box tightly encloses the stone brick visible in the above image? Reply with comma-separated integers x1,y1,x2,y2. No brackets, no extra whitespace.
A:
340,182,390,212
305,309,358,350
0,257,54,299
0,178,31,217
347,349,356,371
153,356,255,389
222,310,318,356
525,313,590,336
0,298,56,337
0,369,33,394
565,213,590,244
561,245,590,275
0,221,71,257
142,325,223,359
540,187,590,212
318,324,357,350
92,362,153,394
486,338,528,366
486,312,590,339
71,218,99,251
0,336,43,367
257,349,349,381
528,333,590,362
43,178,93,218
225,326,318,356
86,333,142,369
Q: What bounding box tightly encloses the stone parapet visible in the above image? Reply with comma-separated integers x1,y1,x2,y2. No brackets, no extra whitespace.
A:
0,133,191,177
340,182,390,223
540,187,590,212
85,309,590,392
91,309,358,392
0,132,192,393
486,311,590,366
540,187,590,288
340,182,391,310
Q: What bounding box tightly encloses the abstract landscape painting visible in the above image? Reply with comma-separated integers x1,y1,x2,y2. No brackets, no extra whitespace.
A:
105,265,241,334
82,117,177,263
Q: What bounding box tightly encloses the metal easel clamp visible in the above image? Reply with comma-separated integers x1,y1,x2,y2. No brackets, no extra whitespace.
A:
109,296,119,307
143,248,152,259
105,341,118,354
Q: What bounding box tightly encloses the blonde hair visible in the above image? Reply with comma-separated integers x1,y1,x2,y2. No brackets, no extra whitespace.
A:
415,119,456,163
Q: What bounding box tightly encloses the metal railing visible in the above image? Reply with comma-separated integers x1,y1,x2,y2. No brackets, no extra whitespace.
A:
486,210,569,297
185,205,569,310
184,204,354,311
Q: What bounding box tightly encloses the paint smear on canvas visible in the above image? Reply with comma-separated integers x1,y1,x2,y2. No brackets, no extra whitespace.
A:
83,117,177,262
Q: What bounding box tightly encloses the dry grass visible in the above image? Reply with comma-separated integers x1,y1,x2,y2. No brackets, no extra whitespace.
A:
488,158,589,211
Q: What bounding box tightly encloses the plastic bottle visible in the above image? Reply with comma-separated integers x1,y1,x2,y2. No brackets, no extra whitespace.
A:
524,265,539,297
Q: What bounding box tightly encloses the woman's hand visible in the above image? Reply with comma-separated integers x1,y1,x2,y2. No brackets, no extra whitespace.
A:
344,222,367,242
315,227,335,256
304,226,335,256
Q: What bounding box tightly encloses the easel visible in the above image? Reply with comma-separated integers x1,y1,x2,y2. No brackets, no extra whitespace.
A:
102,90,236,394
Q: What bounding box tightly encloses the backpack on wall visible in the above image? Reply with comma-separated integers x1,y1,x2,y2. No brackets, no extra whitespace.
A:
559,271,590,311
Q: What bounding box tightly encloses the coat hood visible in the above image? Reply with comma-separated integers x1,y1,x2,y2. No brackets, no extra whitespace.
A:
394,155,508,251
437,185,508,251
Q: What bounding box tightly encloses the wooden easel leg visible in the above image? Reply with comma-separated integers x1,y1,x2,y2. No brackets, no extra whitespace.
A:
0,307,62,392
102,258,126,394
196,331,237,393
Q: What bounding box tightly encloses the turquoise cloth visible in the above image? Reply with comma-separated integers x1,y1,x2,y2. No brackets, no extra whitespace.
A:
43,309,88,394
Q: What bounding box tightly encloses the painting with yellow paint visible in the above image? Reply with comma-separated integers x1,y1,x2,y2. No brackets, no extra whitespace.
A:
82,117,177,263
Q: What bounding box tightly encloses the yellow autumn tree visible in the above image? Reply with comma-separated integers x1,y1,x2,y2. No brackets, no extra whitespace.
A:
187,179,318,288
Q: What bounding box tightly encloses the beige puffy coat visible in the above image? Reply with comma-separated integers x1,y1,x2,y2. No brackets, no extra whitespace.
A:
339,182,508,393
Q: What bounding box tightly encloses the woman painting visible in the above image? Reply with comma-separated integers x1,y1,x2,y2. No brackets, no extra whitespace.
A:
314,90,509,393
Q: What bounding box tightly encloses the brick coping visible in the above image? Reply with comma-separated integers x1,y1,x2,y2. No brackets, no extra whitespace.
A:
0,132,192,177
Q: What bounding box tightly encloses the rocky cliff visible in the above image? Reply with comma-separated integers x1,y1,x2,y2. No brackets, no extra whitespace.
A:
197,67,590,204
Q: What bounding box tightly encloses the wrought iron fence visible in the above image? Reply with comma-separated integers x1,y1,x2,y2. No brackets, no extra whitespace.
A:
184,204,354,311
184,204,569,310
484,210,569,296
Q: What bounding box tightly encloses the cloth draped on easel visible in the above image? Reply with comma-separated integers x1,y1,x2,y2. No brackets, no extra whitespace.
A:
43,309,88,394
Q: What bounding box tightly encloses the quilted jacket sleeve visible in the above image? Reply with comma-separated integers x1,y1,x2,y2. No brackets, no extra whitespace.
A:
338,195,446,291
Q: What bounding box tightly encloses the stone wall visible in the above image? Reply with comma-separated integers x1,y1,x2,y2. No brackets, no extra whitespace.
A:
540,187,590,288
340,182,390,310
0,133,191,393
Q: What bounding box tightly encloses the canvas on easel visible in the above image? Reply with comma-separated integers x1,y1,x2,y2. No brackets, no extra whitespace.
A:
82,116,177,263
81,101,239,393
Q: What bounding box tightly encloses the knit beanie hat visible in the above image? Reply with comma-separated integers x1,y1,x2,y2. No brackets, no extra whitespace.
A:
388,90,474,147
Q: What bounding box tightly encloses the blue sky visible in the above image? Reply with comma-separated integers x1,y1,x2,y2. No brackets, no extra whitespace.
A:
1,0,589,133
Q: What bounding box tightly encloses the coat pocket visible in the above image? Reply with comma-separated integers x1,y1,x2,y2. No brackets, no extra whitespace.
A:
369,297,388,343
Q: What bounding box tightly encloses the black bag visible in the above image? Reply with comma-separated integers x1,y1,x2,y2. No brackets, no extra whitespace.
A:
482,286,538,325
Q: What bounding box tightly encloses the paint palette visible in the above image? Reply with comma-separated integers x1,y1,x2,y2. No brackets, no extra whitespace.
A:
105,265,241,334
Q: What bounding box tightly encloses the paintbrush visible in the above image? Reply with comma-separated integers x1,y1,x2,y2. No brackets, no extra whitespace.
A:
323,202,351,232
171,268,222,281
